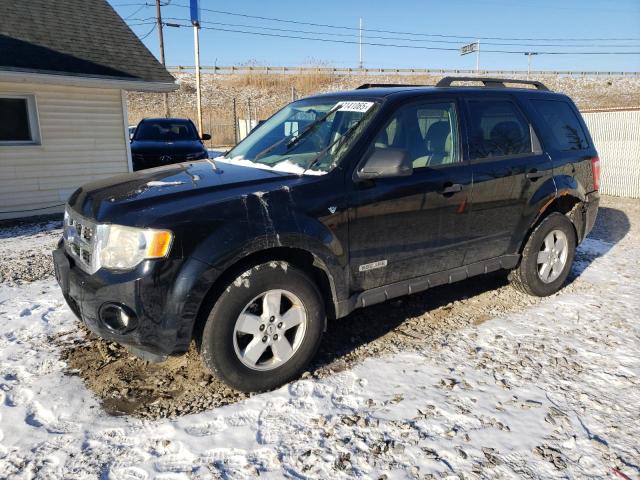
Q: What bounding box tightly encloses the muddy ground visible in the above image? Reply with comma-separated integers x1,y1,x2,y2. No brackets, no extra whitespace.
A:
52,196,637,420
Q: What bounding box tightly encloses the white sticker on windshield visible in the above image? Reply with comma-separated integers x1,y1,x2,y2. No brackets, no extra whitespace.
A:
337,101,374,113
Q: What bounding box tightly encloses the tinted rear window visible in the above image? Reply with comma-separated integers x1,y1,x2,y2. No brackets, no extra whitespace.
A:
466,99,532,159
531,99,589,151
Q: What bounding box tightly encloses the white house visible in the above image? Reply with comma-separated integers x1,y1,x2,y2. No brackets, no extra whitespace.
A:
0,0,176,220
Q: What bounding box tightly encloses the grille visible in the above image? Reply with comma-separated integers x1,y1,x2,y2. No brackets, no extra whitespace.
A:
64,209,98,273
133,153,187,164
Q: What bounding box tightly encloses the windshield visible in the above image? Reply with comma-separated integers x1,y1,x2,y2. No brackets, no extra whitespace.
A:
221,98,379,175
134,120,199,141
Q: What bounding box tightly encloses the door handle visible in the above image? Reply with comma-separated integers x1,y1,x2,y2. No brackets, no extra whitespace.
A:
525,169,544,181
439,183,463,196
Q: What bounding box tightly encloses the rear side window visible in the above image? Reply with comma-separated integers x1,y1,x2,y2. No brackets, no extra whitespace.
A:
466,99,532,159
531,99,589,151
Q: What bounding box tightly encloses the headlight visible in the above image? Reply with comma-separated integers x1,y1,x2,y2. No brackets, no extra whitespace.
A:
97,224,173,270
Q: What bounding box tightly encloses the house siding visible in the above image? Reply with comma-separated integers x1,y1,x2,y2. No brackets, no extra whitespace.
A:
0,82,130,220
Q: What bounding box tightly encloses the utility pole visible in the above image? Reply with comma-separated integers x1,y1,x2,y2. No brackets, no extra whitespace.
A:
193,24,203,135
155,0,169,117
476,39,480,73
359,18,363,70
525,52,539,79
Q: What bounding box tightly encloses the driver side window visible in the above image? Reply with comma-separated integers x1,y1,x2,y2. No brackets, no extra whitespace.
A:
373,101,460,169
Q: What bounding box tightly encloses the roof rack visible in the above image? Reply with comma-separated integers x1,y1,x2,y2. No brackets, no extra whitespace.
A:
356,83,424,89
435,76,549,91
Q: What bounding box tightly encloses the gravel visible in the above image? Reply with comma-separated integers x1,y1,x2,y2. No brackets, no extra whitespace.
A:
0,220,62,285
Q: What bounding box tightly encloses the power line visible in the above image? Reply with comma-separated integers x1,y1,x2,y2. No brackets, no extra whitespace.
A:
138,23,157,40
161,21,640,55
124,4,149,19
127,20,156,26
116,2,640,43
165,3,640,42
163,17,640,49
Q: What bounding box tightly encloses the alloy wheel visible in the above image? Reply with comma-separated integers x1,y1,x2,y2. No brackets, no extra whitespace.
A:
232,289,307,371
537,229,569,283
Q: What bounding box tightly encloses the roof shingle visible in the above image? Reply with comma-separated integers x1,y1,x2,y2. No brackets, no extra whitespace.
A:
0,0,175,85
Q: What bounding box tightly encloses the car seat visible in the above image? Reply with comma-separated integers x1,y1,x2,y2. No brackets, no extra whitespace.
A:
413,121,452,167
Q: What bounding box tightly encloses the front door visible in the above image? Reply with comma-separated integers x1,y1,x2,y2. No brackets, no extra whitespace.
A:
348,99,473,291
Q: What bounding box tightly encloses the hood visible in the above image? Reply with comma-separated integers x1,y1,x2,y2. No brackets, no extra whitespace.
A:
68,159,302,224
130,139,205,154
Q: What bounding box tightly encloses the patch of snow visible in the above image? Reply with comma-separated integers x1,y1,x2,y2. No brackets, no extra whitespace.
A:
146,181,185,187
268,261,288,272
0,231,639,477
233,270,252,288
216,155,326,176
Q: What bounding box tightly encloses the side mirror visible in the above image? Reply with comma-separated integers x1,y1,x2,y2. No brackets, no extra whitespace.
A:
201,133,212,141
356,148,413,180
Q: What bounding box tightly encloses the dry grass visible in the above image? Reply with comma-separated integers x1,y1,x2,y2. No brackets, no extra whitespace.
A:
127,71,640,147
225,71,335,93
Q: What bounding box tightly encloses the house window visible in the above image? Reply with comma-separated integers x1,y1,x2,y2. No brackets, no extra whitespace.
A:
0,95,41,144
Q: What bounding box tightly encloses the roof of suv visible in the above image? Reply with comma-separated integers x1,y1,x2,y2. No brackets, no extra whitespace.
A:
306,77,566,102
308,86,566,102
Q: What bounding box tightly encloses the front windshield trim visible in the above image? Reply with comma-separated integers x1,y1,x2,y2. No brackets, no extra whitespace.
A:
223,97,381,176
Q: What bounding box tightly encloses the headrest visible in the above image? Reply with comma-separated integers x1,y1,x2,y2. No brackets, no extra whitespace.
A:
490,121,522,142
425,121,450,152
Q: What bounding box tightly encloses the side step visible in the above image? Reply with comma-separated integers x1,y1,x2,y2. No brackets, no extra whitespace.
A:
337,254,520,318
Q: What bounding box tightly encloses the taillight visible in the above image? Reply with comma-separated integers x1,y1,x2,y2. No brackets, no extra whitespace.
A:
591,156,601,191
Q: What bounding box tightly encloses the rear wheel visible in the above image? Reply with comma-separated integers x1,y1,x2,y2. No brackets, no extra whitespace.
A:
200,262,325,392
510,213,576,297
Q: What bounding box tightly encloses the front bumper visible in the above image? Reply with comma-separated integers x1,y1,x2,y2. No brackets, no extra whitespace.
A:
52,245,216,359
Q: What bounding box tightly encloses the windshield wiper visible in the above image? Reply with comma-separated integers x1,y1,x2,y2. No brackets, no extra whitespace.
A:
253,136,289,162
253,103,342,162
285,103,341,149
301,107,374,175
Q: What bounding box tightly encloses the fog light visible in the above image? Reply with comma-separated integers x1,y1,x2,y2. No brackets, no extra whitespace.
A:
99,303,138,333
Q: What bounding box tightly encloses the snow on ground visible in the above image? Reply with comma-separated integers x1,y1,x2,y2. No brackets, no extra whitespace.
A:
1,212,639,478
0,220,61,285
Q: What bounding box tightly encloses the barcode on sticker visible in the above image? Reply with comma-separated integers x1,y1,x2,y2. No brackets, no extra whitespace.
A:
337,101,374,113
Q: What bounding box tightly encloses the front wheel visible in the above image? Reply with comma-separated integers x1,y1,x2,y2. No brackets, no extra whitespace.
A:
200,262,325,392
510,212,577,297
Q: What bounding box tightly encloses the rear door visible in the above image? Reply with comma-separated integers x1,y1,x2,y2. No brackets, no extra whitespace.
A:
348,98,473,291
462,94,554,264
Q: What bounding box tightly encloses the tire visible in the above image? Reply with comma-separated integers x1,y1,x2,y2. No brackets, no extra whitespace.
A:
510,212,577,297
200,261,325,392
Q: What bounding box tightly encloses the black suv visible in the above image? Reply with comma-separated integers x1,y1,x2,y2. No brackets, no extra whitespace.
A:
130,118,210,170
53,77,600,392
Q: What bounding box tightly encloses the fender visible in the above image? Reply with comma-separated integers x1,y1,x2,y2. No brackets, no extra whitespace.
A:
184,193,347,297
553,174,587,202
166,225,348,352
509,176,557,253
511,174,587,254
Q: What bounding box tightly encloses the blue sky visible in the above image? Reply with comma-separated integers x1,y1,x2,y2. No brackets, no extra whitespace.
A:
109,0,640,71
